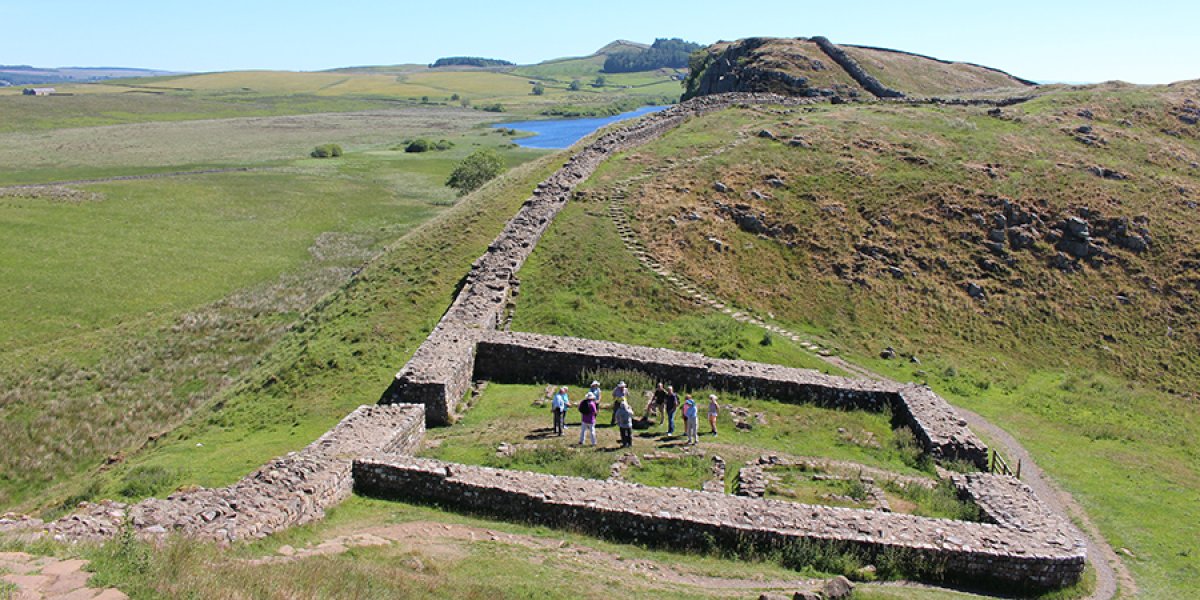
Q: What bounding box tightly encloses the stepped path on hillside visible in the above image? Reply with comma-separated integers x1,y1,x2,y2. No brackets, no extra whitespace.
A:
0,551,127,599
606,170,1131,599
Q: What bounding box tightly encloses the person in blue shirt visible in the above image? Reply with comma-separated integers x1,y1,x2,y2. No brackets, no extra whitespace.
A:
551,386,570,436
683,394,699,445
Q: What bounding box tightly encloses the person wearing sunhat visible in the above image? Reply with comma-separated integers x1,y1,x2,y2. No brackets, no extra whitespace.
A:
578,392,598,446
611,381,627,425
589,381,602,408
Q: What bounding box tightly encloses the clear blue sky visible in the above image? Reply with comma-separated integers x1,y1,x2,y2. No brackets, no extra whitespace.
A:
2,0,1197,84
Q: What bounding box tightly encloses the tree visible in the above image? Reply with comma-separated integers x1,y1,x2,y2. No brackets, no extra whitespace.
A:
446,148,504,194
592,75,607,88
405,139,432,153
531,83,545,96
568,79,582,91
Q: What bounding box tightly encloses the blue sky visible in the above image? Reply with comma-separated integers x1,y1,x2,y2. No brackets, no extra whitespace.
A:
2,0,1197,84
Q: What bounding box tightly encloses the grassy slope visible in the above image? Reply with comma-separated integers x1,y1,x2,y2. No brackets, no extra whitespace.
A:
38,153,564,508
0,111,547,509
843,46,1031,95
552,90,1200,596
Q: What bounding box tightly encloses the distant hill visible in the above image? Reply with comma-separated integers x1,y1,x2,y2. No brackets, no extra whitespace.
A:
0,65,183,86
683,36,1033,100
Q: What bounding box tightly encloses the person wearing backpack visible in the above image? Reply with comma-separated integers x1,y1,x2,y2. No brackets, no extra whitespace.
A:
578,392,598,446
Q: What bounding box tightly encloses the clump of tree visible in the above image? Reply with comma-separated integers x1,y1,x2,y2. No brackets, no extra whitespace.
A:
480,103,505,112
446,148,504,194
404,138,454,153
531,83,546,95
602,38,702,73
568,79,582,91
310,143,343,158
430,57,514,68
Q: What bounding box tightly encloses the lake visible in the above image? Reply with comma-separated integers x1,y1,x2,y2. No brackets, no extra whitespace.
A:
495,105,671,149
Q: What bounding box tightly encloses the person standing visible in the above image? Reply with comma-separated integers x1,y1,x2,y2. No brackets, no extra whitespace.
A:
707,393,720,436
683,394,699,445
611,381,627,425
551,386,570,436
578,392,598,446
589,380,603,407
649,383,668,422
664,385,679,435
615,398,634,448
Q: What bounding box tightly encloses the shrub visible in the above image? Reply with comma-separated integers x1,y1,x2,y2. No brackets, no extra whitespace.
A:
446,148,504,194
309,143,343,158
118,465,177,499
434,139,454,151
568,80,582,91
405,139,433,153
592,76,607,88
481,103,504,113
531,83,545,96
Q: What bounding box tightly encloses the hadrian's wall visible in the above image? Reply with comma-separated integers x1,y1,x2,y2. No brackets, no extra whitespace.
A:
379,93,819,424
473,330,987,467
29,403,425,544
353,456,1087,590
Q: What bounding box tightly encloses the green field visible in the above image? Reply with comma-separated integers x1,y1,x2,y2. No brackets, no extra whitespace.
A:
513,91,1198,597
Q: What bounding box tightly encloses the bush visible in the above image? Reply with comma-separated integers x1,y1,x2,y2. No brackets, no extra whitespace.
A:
118,465,177,499
309,143,343,158
531,83,545,96
481,103,504,113
434,139,454,151
568,80,582,91
405,139,432,153
446,148,504,194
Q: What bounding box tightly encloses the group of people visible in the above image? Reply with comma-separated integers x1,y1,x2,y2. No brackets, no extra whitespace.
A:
550,381,720,447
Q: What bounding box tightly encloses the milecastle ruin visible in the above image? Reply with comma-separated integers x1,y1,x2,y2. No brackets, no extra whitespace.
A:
4,92,1087,591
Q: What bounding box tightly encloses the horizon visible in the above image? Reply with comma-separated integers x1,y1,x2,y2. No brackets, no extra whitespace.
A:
3,1,1199,86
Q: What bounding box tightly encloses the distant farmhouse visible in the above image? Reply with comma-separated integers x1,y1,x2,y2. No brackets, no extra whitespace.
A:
22,87,55,96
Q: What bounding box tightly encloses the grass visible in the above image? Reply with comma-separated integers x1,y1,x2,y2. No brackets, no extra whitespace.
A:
544,90,1200,596
421,383,934,489
9,151,565,514
0,110,551,510
841,45,1030,96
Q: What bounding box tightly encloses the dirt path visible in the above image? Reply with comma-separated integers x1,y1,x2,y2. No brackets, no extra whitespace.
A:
610,190,1131,599
0,552,126,600
250,521,826,596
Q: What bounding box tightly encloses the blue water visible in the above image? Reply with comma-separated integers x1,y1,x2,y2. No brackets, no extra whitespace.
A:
495,105,671,149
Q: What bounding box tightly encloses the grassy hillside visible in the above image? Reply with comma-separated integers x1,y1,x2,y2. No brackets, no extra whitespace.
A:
511,86,1200,596
843,45,1032,95
0,109,548,509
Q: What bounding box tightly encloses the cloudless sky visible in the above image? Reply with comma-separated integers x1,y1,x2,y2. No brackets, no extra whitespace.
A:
2,0,1197,84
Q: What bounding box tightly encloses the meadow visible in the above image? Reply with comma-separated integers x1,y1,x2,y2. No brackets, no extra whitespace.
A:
0,102,548,509
511,92,1199,597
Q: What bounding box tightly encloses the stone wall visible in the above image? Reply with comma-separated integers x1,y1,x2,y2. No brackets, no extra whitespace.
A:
353,456,1086,590
473,330,988,467
811,36,906,99
380,93,818,425
36,403,425,544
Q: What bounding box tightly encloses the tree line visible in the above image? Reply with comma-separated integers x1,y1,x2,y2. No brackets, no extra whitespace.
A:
601,38,701,73
431,57,515,68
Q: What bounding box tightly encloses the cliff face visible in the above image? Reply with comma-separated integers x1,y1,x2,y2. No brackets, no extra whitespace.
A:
683,38,862,101
683,37,1033,100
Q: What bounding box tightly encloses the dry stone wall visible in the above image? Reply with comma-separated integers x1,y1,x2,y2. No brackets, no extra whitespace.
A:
473,330,988,467
354,456,1087,590
380,93,818,425
29,404,425,544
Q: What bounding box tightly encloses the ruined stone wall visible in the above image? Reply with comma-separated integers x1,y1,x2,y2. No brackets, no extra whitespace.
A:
473,330,988,467
38,403,425,544
811,36,905,99
354,456,1087,590
380,93,818,425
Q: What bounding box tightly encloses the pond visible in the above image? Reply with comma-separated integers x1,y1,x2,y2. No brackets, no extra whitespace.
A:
494,105,671,149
